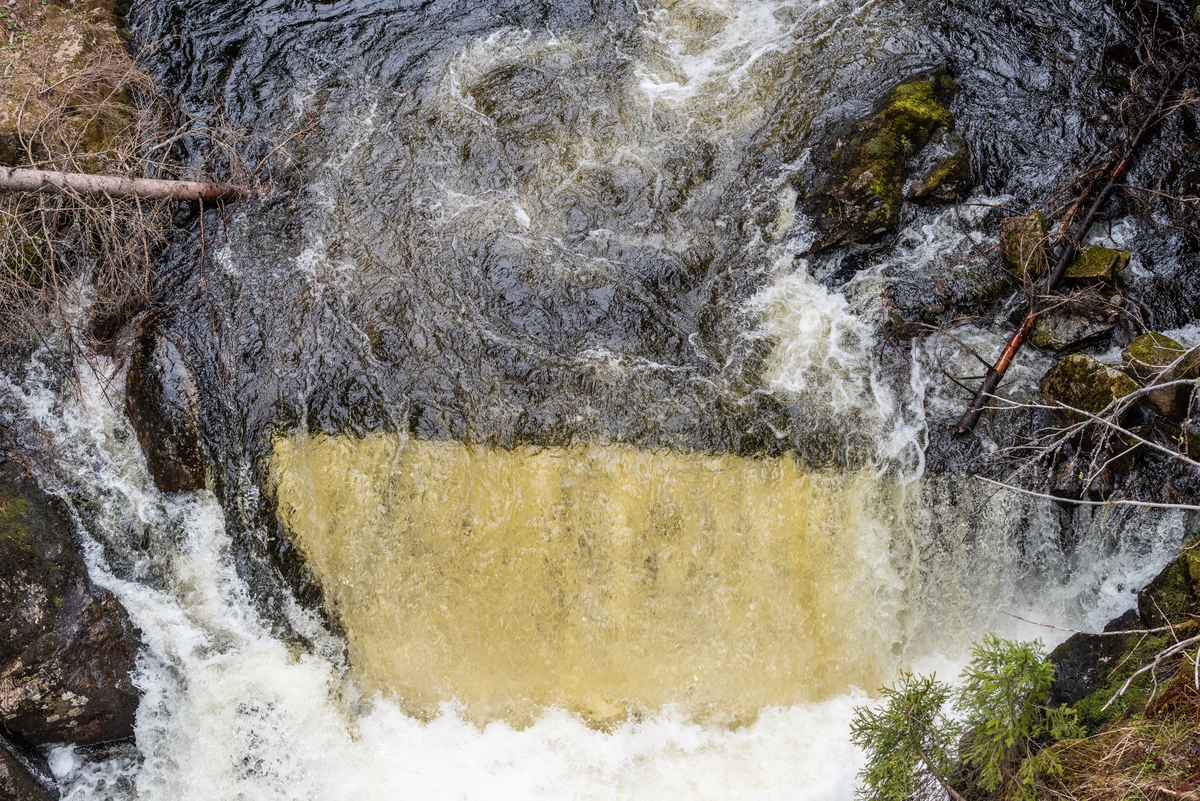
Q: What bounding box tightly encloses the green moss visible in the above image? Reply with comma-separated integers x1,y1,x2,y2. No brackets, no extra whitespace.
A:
807,70,955,252
1000,211,1049,279
1041,354,1141,425
0,490,31,544
1123,332,1196,380
1065,245,1128,283
1069,634,1168,730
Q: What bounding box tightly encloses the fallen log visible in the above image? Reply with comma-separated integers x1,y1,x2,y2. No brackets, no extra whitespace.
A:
0,167,249,203
955,67,1187,436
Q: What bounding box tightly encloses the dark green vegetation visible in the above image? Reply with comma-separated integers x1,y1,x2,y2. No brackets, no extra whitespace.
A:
853,636,1083,801
856,546,1200,800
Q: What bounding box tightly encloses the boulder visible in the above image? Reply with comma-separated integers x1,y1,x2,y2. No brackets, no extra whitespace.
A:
125,330,207,492
999,211,1049,281
0,461,141,746
904,129,972,202
1064,245,1129,284
1121,332,1197,422
882,259,1012,339
1028,288,1122,351
0,733,59,801
1041,354,1140,427
1047,608,1140,710
1048,545,1200,732
801,69,956,254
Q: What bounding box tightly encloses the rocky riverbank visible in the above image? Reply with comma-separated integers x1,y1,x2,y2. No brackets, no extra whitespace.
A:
1,2,149,798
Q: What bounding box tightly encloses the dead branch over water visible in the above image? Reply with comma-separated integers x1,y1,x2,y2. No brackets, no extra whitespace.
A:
0,166,248,202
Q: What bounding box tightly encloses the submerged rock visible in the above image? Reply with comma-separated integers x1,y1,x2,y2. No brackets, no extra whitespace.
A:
1064,245,1128,284
999,211,1049,281
904,129,972,202
0,462,141,746
1029,288,1123,351
1121,332,1197,422
1041,354,1140,426
801,69,956,254
882,259,1012,339
0,733,59,801
125,330,207,493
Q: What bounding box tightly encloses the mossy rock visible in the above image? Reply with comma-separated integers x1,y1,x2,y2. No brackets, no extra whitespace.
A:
1064,245,1129,284
1122,332,1197,422
0,461,141,746
1123,332,1197,381
999,211,1049,280
1041,354,1140,426
1054,546,1200,733
1138,555,1196,629
801,69,956,254
905,129,972,202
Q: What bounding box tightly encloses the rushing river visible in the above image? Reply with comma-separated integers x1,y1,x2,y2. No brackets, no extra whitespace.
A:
5,0,1199,797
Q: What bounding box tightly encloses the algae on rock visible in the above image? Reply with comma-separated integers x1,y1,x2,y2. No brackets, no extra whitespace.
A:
999,211,1050,281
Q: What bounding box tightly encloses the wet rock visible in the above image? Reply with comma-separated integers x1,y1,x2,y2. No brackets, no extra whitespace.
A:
904,129,972,202
1064,245,1128,284
999,211,1049,281
1137,545,1199,629
1047,608,1140,710
1029,288,1122,351
881,259,1012,339
1041,353,1140,426
0,461,140,746
801,69,955,254
1121,332,1197,422
1,733,60,801
125,330,207,492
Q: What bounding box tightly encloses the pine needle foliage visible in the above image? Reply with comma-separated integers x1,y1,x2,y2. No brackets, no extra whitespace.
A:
956,635,1084,800
852,635,1084,801
850,672,961,801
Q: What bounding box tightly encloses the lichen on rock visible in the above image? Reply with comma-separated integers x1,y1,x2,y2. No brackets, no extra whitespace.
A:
0,461,141,747
1121,331,1197,422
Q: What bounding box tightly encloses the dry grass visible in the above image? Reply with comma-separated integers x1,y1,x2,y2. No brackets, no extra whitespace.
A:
1037,645,1200,801
0,3,254,359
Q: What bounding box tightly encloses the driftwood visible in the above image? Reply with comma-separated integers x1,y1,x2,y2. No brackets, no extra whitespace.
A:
0,167,248,203
955,68,1187,436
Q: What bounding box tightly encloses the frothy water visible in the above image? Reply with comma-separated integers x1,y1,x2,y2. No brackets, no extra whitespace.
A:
0,312,1182,800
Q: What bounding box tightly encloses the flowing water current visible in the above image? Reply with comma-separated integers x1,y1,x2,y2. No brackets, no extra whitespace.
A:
4,0,1199,797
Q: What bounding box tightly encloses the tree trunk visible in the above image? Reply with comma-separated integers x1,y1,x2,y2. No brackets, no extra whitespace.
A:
0,167,248,203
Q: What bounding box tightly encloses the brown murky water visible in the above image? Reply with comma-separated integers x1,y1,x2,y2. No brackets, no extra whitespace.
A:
271,434,904,727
